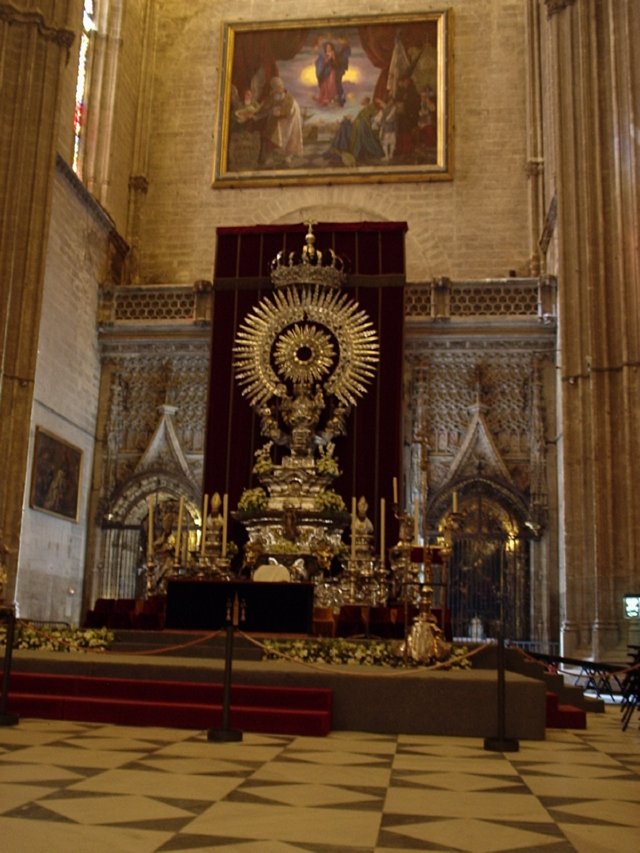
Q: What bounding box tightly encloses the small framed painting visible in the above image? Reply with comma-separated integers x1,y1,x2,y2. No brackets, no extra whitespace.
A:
214,11,452,187
30,427,82,521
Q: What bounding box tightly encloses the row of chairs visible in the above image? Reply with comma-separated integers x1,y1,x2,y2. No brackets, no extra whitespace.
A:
84,597,166,631
313,605,451,640
620,644,640,731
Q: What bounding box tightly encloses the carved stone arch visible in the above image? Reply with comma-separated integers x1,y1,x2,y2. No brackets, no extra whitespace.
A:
107,471,200,526
429,476,529,534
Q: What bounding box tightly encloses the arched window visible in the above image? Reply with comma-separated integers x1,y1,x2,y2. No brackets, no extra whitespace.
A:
72,0,98,176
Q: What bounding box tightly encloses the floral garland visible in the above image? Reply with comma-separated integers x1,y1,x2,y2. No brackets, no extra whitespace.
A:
0,622,113,653
261,637,472,669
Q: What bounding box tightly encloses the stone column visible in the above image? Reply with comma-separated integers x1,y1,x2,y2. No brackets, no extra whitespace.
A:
543,0,640,656
0,1,75,597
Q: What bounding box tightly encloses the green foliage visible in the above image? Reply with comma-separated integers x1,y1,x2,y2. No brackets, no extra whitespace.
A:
237,487,268,513
315,490,347,515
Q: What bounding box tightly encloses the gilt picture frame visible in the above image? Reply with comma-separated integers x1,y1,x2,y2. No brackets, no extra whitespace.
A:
30,427,82,522
214,11,452,187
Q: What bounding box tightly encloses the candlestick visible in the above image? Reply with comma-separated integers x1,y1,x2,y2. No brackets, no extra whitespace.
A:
380,497,386,562
200,493,209,556
147,494,155,561
351,496,357,561
175,496,185,561
393,477,398,505
221,493,229,556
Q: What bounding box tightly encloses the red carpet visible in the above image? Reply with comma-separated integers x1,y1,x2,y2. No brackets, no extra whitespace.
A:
545,691,586,729
5,671,332,736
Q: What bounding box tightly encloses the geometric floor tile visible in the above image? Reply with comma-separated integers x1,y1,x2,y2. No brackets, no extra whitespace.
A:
0,708,637,853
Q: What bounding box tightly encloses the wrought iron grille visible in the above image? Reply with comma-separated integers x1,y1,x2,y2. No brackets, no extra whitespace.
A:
447,535,530,642
99,525,144,599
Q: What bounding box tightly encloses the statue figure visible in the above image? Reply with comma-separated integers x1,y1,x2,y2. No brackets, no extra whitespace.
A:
205,492,224,558
281,382,324,455
282,502,298,541
353,496,374,558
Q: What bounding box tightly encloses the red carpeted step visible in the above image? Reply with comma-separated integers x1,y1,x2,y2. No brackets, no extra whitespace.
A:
545,691,586,729
7,672,331,712
5,672,332,736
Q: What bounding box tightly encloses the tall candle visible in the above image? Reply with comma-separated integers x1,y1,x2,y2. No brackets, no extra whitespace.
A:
147,494,155,561
380,497,386,562
393,477,398,505
452,490,459,513
413,499,419,544
175,496,184,561
351,497,357,561
221,493,229,557
200,493,209,556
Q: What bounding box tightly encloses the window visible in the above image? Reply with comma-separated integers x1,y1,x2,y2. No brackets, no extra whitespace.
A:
72,0,98,175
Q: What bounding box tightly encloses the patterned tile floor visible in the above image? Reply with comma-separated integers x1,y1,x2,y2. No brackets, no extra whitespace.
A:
0,709,638,852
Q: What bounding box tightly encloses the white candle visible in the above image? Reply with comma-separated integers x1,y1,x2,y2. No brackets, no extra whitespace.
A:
175,496,184,560
147,494,155,561
452,490,459,513
413,499,419,544
351,497,357,561
393,477,398,505
221,493,229,557
200,493,209,556
380,498,386,562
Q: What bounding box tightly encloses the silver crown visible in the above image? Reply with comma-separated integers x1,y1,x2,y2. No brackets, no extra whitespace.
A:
270,222,346,290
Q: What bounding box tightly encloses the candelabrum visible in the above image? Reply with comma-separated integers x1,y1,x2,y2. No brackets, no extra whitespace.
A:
401,581,452,664
145,558,157,597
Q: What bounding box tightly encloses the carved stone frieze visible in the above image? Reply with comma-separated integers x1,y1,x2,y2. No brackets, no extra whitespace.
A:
406,344,552,509
100,343,209,508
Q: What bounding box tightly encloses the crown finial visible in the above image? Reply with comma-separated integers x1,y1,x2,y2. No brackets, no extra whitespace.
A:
270,222,346,290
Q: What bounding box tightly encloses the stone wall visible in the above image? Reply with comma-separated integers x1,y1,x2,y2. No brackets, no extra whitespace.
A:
16,162,108,623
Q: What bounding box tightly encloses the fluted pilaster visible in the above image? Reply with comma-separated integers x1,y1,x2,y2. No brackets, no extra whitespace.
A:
543,0,640,655
0,1,76,595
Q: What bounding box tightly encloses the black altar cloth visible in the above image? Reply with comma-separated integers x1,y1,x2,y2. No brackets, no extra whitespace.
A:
165,580,315,634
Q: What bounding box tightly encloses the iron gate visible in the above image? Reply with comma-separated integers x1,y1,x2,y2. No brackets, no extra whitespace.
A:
447,535,530,641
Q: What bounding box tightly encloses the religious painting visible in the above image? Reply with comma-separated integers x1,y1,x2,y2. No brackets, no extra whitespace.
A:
214,11,452,187
30,427,82,521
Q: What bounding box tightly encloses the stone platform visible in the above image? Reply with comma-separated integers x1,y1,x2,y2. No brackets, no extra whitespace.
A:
8,631,547,740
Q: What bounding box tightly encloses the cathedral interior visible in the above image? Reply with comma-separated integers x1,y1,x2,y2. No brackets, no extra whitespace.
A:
1,0,638,664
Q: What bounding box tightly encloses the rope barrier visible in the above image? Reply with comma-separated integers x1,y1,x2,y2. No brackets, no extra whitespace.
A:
238,632,485,677
105,630,225,656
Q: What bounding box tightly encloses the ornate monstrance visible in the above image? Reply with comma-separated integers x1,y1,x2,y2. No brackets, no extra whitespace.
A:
232,223,379,576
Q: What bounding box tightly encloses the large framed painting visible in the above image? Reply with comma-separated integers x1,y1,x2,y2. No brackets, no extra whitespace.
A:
214,11,452,187
30,427,82,521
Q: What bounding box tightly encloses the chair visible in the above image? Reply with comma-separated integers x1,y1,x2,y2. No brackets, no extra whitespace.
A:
313,606,336,638
106,598,139,629
336,605,368,638
83,598,115,628
368,606,395,639
132,595,166,630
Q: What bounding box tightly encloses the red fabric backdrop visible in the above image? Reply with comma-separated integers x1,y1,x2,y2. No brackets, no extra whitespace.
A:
204,221,406,547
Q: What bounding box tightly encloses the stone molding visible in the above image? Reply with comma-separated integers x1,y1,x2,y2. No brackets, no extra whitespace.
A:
0,3,74,54
545,0,577,18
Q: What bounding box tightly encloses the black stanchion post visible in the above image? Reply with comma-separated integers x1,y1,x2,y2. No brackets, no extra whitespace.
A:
1,606,20,727
208,593,243,743
484,542,519,753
